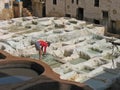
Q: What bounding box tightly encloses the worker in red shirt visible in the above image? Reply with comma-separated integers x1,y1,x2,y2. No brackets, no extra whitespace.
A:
35,40,51,59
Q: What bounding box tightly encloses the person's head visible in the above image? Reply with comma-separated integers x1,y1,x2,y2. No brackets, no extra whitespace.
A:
47,41,51,47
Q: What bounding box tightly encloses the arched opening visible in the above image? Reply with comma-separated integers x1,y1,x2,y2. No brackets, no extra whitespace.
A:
21,0,32,12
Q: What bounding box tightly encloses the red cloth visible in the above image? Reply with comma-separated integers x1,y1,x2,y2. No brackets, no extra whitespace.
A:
37,40,48,54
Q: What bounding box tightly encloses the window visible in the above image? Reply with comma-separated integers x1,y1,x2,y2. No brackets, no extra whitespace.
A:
4,3,9,8
72,0,74,4
103,11,108,18
94,0,99,7
53,0,57,5
67,5,70,9
76,0,79,5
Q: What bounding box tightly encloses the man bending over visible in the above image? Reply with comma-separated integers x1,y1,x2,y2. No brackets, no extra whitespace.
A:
35,40,51,59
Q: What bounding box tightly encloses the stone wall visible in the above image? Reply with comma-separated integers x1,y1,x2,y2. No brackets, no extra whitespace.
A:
32,0,44,17
0,8,14,20
46,0,120,34
46,0,65,17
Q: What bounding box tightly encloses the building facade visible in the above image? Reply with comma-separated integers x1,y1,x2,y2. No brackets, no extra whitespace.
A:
0,0,14,20
46,0,120,34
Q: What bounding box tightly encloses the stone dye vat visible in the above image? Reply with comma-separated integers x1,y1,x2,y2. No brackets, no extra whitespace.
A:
0,50,91,90
0,61,44,85
30,54,63,68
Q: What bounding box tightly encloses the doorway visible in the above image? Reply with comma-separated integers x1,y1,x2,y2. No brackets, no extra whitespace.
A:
42,3,46,17
21,0,32,12
76,8,84,20
111,21,116,34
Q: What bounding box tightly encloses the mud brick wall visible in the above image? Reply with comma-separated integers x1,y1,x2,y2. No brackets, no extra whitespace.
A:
0,8,14,20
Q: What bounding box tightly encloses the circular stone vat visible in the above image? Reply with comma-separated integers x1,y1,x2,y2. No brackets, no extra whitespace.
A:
0,61,44,85
0,53,6,59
